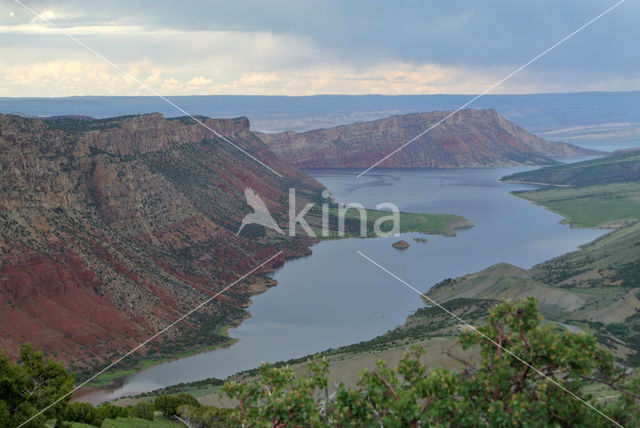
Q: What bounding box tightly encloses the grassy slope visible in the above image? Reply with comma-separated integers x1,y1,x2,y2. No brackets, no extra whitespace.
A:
426,156,640,363
318,206,474,238
427,224,640,363
512,182,640,227
372,209,473,236
501,151,640,186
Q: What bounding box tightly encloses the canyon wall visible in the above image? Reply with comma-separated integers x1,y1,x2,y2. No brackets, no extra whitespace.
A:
258,109,600,168
0,113,323,372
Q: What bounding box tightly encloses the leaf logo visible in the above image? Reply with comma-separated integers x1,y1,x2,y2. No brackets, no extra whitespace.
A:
237,187,285,236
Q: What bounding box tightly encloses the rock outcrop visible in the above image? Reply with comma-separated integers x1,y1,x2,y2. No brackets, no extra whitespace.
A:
0,113,324,372
392,240,410,249
258,109,600,168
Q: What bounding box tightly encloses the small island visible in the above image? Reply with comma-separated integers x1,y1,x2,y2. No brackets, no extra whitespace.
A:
392,240,410,249
413,237,428,244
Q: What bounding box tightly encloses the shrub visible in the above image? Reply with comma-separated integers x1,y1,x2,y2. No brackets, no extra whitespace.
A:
0,344,74,428
63,402,102,426
154,394,200,417
130,402,155,421
97,402,129,420
179,404,236,428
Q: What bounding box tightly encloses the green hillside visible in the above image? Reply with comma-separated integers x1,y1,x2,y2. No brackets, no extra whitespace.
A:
512,182,640,227
427,154,640,363
501,151,640,186
429,222,640,363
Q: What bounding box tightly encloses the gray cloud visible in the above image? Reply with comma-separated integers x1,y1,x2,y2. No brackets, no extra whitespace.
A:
1,0,637,95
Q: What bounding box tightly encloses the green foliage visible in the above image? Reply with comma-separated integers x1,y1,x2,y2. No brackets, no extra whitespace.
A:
337,347,475,426
457,298,614,426
63,402,102,426
221,358,330,427
0,344,75,428
130,402,155,421
215,298,637,427
97,403,130,420
154,393,200,417
178,405,236,428
607,371,640,426
6,299,640,427
56,401,133,427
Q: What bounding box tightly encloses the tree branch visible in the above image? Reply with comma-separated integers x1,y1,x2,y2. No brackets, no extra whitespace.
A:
373,370,399,401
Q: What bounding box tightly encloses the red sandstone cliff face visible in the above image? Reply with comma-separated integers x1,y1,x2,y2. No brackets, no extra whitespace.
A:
84,114,251,156
258,109,600,168
0,114,323,371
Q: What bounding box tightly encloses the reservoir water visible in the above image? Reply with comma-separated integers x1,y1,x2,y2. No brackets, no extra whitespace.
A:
80,166,609,403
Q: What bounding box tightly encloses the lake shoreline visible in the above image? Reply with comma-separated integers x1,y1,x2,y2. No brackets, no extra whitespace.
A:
75,166,608,404
74,206,474,400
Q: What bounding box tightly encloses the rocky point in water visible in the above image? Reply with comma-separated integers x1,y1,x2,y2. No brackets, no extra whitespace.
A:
392,240,410,249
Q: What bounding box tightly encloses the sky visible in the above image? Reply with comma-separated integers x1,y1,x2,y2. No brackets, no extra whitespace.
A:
0,0,638,97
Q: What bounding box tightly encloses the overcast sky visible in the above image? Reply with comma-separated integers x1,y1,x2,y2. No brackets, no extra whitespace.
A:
0,0,637,96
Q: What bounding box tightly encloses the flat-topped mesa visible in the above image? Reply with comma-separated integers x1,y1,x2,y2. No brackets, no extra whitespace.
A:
258,109,600,168
0,112,321,367
84,113,251,156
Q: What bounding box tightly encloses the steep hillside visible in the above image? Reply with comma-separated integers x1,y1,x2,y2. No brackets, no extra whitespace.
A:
257,109,599,168
427,221,640,364
0,113,325,375
502,151,640,186
0,113,472,379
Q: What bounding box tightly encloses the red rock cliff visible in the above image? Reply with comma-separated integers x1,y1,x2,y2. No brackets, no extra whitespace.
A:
0,113,323,372
258,109,600,168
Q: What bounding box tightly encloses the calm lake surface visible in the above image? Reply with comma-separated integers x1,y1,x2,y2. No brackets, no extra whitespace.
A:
80,166,609,403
